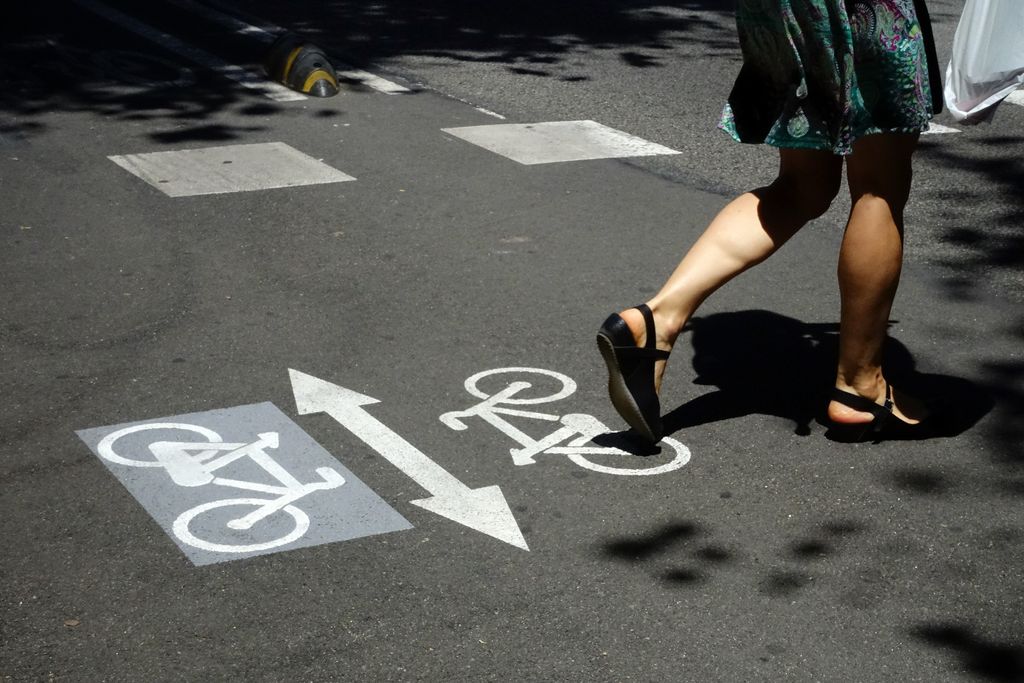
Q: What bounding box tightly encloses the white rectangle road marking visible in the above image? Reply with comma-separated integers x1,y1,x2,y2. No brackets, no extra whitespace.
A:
1005,89,1024,107
160,0,412,94
109,142,356,197
442,120,681,165
70,0,306,101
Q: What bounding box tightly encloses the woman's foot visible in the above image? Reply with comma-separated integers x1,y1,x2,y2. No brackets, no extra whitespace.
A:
596,304,672,442
827,379,928,426
616,304,676,394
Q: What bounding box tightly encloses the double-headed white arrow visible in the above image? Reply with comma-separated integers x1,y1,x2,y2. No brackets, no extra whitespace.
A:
289,369,528,550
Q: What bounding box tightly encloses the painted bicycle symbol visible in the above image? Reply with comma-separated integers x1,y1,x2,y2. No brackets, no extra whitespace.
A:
96,423,345,553
440,367,691,475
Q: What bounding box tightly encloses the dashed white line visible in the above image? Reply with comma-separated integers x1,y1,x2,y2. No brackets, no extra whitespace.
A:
69,0,305,101
474,107,507,120
334,69,412,95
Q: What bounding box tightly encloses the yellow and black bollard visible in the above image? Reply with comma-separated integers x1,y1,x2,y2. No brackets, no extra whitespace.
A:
264,33,340,97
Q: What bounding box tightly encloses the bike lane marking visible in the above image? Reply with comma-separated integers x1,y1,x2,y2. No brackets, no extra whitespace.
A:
289,370,528,551
76,402,412,566
75,366,690,563
440,367,692,476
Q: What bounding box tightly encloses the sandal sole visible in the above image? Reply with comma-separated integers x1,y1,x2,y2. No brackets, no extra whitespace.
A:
596,332,659,443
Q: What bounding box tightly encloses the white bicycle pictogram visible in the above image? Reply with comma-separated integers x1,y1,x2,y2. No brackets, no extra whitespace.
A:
440,367,690,475
97,423,345,553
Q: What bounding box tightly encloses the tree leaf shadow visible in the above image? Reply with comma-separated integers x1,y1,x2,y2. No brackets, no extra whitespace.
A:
660,310,993,445
912,623,1024,683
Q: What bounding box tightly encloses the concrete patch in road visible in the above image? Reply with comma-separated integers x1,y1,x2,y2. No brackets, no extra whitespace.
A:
76,402,412,566
109,142,355,196
441,120,680,165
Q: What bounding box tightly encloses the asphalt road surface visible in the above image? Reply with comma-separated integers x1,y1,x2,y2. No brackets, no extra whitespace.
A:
2,1,1022,681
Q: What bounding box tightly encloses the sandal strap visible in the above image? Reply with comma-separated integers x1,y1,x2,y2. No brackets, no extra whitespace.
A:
599,305,671,360
632,303,670,359
636,304,657,351
612,345,671,360
829,387,891,420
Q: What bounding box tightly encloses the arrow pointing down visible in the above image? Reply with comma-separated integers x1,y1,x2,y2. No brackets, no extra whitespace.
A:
289,369,528,550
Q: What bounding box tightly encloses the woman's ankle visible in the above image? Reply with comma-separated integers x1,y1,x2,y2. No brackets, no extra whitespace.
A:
645,302,686,350
834,370,886,401
618,305,678,353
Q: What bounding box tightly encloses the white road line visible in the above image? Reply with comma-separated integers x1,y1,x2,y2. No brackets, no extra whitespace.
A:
290,370,528,550
69,0,306,102
334,68,412,95
923,122,960,135
159,0,412,94
475,107,507,120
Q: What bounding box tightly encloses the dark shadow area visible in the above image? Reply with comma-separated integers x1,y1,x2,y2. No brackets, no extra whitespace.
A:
0,1,329,143
600,519,741,586
0,40,277,143
978,344,1024,468
599,516,867,593
590,430,665,456
603,521,702,561
788,519,867,562
758,569,813,597
757,520,870,597
0,0,738,143
283,0,739,70
886,467,951,496
913,623,1024,683
995,479,1024,497
660,310,992,441
916,135,1024,305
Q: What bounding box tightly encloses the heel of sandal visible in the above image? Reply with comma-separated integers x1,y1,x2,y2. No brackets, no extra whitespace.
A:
823,421,874,443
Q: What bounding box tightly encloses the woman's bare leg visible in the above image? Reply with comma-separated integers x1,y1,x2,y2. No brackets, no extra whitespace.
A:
620,148,843,391
828,133,926,425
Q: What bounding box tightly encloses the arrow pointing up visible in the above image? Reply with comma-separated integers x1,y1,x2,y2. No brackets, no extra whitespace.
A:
289,369,528,550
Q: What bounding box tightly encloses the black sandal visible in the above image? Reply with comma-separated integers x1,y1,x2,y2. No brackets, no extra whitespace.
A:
596,304,670,443
825,382,933,442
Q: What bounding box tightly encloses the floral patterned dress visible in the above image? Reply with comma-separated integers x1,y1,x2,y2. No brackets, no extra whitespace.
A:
719,0,940,155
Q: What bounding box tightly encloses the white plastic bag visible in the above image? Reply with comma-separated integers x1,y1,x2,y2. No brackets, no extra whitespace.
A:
944,0,1024,123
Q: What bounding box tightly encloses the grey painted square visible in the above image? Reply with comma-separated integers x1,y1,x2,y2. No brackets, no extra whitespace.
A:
76,402,412,565
441,120,680,165
108,142,356,197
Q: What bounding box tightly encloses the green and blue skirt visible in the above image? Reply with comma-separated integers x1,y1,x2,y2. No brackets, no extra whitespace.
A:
719,0,941,155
